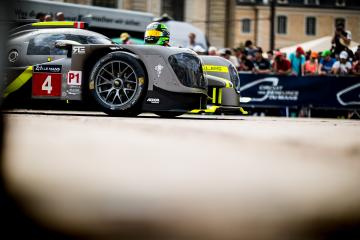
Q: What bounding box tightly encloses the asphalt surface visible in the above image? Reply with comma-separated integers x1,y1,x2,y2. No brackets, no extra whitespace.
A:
2,110,360,239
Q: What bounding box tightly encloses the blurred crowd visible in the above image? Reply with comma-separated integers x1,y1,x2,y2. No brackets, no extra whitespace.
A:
189,22,360,77
201,42,360,77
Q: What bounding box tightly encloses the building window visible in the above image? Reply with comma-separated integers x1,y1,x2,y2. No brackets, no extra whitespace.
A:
335,0,346,7
304,0,319,5
162,0,185,21
335,18,346,28
277,15,287,34
306,17,316,35
242,19,251,33
277,0,288,4
92,0,117,8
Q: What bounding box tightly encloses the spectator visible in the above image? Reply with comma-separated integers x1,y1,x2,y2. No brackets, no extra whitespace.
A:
187,32,205,50
208,46,218,56
332,22,352,56
267,50,274,65
352,48,360,76
332,51,352,75
244,40,256,58
353,60,360,76
233,47,245,66
355,45,360,61
44,14,53,22
219,48,239,69
55,12,65,21
304,51,319,75
289,47,306,76
273,52,291,75
318,50,336,75
120,32,132,44
35,12,46,22
238,54,254,72
253,48,271,74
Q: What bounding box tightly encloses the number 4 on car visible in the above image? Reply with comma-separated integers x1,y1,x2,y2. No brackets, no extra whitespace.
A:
32,73,61,97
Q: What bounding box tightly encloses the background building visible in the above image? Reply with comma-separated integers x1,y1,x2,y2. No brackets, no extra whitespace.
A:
236,0,360,50
56,0,359,50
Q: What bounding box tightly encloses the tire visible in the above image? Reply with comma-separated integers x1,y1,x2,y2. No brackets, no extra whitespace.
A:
89,52,147,116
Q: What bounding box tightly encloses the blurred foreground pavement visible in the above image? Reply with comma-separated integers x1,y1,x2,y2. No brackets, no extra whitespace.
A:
2,112,360,239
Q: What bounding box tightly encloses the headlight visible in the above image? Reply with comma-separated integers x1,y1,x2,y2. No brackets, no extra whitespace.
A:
168,53,207,89
229,65,240,92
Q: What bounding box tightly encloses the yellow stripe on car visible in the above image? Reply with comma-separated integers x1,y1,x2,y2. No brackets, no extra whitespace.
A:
32,21,74,27
204,105,220,113
189,105,220,114
190,109,201,113
218,88,222,104
240,107,248,115
3,66,33,98
224,79,232,88
203,65,229,73
212,88,216,104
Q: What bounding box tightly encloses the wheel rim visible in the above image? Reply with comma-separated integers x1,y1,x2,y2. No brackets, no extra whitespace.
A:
95,60,138,108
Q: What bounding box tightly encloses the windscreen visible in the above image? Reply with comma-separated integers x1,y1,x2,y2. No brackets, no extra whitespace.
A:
168,53,207,89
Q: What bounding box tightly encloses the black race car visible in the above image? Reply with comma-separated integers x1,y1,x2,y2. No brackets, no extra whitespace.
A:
4,21,241,117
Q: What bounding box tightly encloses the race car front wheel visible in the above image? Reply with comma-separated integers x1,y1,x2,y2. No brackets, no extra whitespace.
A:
89,52,147,116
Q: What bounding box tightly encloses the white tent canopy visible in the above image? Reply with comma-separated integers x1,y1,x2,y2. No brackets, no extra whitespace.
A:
280,36,359,55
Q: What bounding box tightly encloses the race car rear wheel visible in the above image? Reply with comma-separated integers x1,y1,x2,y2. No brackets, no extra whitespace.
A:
89,52,147,116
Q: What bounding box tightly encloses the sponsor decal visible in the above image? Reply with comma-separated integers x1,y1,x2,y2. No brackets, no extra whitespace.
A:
8,50,18,63
146,97,160,104
336,83,360,106
240,77,299,102
67,71,82,86
154,64,164,78
66,88,81,95
72,46,85,54
34,64,62,73
203,65,229,73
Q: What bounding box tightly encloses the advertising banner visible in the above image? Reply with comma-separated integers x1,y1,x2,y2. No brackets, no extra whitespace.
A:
239,73,360,109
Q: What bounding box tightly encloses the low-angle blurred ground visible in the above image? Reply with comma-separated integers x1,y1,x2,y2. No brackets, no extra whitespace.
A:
2,111,360,239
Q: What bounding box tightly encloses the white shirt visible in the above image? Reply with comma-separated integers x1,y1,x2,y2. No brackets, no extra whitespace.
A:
332,61,352,74
346,30,352,41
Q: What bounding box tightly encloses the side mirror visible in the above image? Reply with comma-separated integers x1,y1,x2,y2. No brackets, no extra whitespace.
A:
205,74,228,88
54,40,81,57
